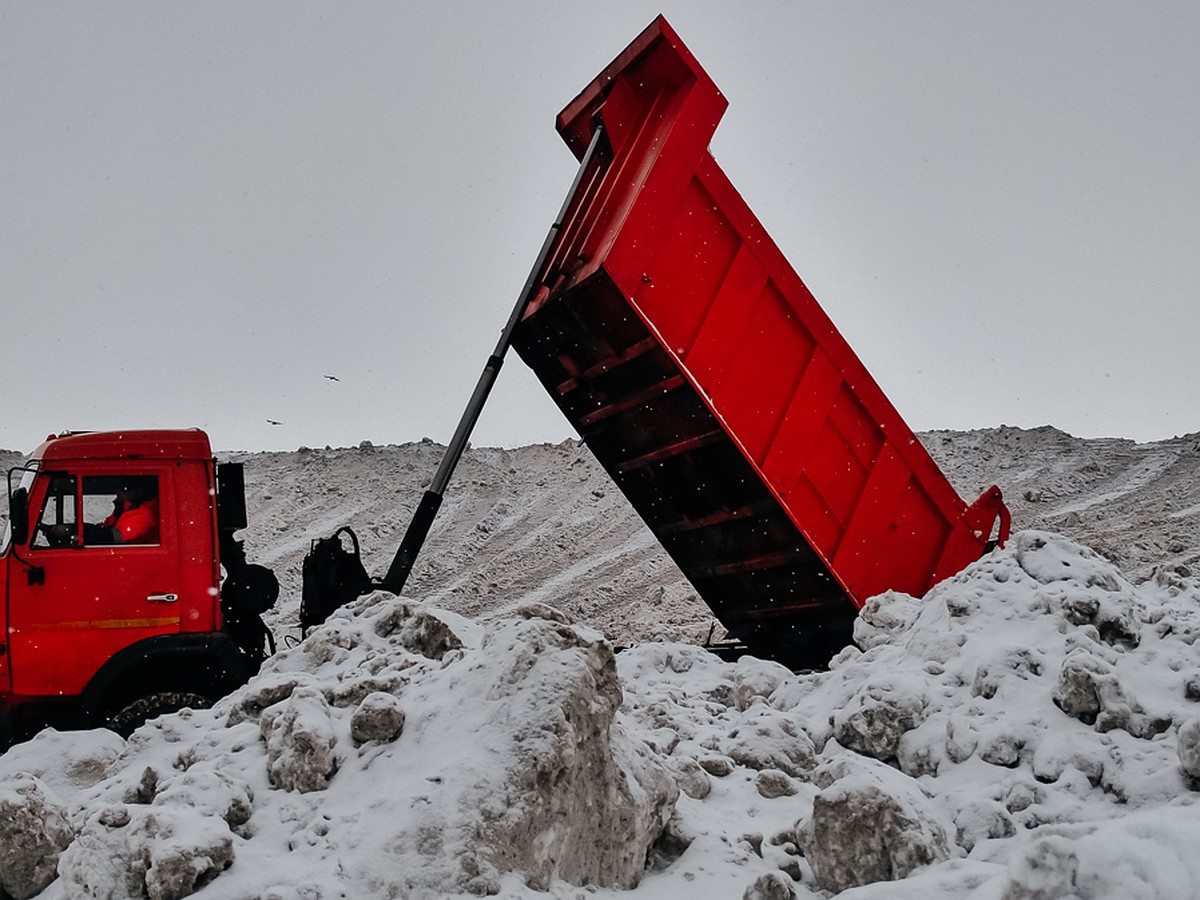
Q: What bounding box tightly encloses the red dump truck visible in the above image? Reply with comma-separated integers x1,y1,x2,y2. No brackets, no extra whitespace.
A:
509,17,1010,662
2,18,1009,747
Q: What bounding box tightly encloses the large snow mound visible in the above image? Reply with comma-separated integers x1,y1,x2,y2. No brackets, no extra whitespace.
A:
4,529,1200,898
3,597,677,899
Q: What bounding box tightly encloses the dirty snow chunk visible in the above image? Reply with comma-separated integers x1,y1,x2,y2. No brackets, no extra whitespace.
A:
895,719,946,777
671,757,712,799
58,808,153,899
141,811,236,900
943,716,980,765
729,655,794,710
644,725,681,755
1016,530,1142,647
151,769,255,830
224,672,319,726
854,590,923,649
742,870,796,900
1053,647,1166,737
1031,728,1106,786
722,704,817,778
370,596,464,659
0,773,74,899
349,691,406,744
54,766,251,900
326,671,411,708
1015,530,1127,591
699,755,736,777
798,754,953,893
755,769,799,799
260,684,338,792
0,728,125,802
954,798,1016,853
832,674,929,760
999,831,1087,900
979,730,1023,768
997,804,1200,899
516,600,572,624
1178,719,1200,780
971,647,1044,700
58,805,234,900
462,617,678,892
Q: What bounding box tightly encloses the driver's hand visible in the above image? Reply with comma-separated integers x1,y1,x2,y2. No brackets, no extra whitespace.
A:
40,523,75,546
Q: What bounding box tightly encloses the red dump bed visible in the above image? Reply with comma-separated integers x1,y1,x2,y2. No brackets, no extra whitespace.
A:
512,16,1009,664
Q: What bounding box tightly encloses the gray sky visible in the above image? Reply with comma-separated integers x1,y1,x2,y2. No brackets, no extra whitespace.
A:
3,2,1197,453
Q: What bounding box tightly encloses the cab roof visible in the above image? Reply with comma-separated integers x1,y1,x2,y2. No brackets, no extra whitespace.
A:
31,429,214,463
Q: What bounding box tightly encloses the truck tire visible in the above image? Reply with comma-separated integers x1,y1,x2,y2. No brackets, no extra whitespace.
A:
103,690,214,738
81,634,252,738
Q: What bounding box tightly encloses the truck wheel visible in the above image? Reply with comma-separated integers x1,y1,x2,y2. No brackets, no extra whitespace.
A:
104,691,214,737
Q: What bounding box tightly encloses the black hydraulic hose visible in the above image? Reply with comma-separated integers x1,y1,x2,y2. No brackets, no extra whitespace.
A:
380,123,607,595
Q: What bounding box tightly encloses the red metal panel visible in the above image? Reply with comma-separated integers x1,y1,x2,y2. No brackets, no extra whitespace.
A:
513,16,1008,664
34,429,214,464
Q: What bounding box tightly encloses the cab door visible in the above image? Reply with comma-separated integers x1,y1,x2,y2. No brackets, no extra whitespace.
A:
7,466,181,698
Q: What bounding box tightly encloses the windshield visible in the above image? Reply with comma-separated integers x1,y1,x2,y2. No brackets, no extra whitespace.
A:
2,463,39,554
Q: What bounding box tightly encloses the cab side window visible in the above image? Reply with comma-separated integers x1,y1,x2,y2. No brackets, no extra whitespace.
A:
31,474,161,548
32,474,77,548
81,476,160,546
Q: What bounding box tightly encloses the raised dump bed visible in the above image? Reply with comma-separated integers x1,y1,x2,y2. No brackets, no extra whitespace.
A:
511,16,1009,665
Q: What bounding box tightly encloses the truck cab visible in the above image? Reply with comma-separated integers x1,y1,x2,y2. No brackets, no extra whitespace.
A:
1,429,272,747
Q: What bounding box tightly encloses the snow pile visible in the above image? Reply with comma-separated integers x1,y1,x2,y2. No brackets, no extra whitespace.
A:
613,529,1200,897
0,598,676,899
4,528,1200,897
784,529,1200,895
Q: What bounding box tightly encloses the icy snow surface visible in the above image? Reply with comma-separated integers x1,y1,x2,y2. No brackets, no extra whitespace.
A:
3,426,1200,899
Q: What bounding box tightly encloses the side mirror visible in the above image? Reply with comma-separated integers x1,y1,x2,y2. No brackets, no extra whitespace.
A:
10,486,29,546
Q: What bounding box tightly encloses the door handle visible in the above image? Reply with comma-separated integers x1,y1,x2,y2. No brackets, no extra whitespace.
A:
147,593,179,604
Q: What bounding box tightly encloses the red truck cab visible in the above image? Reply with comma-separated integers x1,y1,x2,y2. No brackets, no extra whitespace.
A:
1,429,273,747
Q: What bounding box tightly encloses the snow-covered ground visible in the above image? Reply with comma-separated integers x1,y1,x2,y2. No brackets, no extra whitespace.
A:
3,426,1200,899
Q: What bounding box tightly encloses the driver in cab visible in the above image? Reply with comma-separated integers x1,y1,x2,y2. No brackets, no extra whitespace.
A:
43,477,159,546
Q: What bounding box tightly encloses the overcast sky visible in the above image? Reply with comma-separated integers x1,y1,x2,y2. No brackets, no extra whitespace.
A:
3,2,1197,453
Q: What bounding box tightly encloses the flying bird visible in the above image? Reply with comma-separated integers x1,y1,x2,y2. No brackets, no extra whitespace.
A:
324,374,340,382
266,419,284,426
